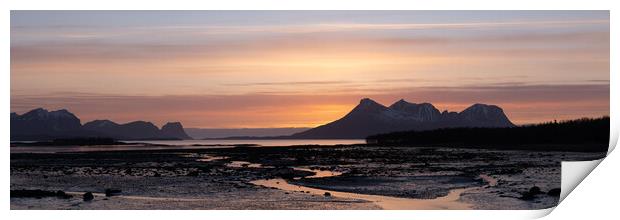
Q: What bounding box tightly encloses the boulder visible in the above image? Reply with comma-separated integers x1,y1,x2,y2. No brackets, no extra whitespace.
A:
105,189,122,197
547,188,561,197
11,189,56,198
520,186,543,200
83,192,94,201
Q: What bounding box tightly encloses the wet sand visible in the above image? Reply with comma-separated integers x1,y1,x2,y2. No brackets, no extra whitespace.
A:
249,167,496,210
10,144,604,210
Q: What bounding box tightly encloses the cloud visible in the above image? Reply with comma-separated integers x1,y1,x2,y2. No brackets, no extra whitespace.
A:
11,29,608,66
12,19,609,40
223,80,352,87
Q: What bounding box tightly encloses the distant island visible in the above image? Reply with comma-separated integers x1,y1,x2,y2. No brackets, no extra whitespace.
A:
289,98,515,139
10,108,192,141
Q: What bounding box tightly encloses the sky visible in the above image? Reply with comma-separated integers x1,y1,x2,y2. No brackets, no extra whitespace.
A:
10,11,610,128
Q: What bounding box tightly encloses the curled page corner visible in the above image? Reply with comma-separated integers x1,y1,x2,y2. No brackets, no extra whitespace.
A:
559,159,604,203
608,116,619,154
536,159,604,218
530,207,556,219
546,128,617,216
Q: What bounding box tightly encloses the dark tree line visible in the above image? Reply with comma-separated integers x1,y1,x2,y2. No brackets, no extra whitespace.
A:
366,117,610,152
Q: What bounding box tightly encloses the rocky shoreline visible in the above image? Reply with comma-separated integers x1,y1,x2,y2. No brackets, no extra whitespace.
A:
10,144,604,210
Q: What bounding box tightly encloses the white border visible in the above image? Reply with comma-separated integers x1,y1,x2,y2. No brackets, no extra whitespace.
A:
2,1,618,219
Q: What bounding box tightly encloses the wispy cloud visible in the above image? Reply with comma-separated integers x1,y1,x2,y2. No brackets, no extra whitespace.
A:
223,80,352,87
12,19,609,40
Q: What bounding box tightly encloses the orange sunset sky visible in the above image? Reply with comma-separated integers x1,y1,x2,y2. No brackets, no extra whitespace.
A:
10,11,609,128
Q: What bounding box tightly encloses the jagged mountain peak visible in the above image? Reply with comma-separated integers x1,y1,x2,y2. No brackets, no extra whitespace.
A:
84,119,119,128
49,109,78,118
392,98,408,105
358,98,384,107
21,108,49,117
389,99,441,122
459,103,514,127
12,108,192,141
389,99,436,110
11,108,82,136
461,103,504,116
53,109,71,113
29,107,47,112
292,99,515,138
389,99,411,108
161,122,192,140
20,107,79,121
351,98,389,114
466,103,500,109
125,120,157,126
163,122,183,127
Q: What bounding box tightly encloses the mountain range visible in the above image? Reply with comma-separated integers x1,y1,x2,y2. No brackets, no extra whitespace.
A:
11,108,192,141
290,98,514,139
11,99,514,141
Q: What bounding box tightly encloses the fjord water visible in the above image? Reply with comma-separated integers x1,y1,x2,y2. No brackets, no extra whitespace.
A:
10,139,365,153
129,139,365,146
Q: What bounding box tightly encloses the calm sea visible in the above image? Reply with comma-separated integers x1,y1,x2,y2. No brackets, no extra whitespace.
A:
10,139,366,153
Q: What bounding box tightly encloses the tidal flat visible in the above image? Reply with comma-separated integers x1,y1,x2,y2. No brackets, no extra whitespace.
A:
10,145,605,210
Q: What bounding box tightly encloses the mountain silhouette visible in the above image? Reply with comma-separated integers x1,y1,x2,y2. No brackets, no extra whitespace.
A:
11,108,192,141
11,108,88,140
291,98,515,139
160,122,192,140
389,99,442,122
83,120,161,140
458,103,514,127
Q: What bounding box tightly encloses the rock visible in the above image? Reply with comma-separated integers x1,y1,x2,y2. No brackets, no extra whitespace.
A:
520,186,543,200
56,190,72,199
10,189,72,199
324,192,331,197
520,191,535,200
273,168,296,179
11,189,56,198
547,188,561,197
187,171,200,176
105,189,122,197
83,192,94,201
